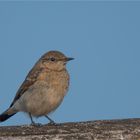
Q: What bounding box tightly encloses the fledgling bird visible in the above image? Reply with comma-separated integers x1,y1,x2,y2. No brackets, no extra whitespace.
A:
0,50,74,125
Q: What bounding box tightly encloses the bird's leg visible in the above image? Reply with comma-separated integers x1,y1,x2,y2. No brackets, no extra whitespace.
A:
44,115,56,125
29,113,42,126
29,113,36,125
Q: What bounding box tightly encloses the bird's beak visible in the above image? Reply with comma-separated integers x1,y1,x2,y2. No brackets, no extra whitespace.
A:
66,57,74,61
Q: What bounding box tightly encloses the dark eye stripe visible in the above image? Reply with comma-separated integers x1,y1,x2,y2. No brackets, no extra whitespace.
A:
50,57,56,61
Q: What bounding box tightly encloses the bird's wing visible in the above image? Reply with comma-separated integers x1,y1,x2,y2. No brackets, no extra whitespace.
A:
10,66,42,107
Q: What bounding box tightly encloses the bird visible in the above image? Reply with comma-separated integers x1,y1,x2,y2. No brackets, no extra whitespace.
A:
0,50,74,125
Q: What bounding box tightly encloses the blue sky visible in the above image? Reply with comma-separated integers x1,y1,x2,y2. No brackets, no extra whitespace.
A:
0,1,140,126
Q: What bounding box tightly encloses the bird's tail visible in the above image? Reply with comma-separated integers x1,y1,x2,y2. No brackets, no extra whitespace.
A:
0,108,16,122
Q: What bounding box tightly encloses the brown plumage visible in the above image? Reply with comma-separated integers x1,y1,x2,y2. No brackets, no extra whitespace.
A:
0,50,74,125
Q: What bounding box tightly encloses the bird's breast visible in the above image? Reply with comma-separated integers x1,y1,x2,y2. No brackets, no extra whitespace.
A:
35,70,69,116
45,70,70,96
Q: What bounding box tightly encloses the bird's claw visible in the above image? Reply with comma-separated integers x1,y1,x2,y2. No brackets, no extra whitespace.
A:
48,121,57,125
31,122,42,127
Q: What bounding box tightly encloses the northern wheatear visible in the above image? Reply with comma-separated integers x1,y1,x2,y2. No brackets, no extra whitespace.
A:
0,50,74,125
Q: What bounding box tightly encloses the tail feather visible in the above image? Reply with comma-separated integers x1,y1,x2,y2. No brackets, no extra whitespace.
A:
0,109,16,122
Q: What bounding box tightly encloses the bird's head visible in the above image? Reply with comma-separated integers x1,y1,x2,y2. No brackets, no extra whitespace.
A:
40,51,74,71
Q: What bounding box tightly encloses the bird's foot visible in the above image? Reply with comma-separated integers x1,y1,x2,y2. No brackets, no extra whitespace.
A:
48,120,57,126
31,122,42,127
44,115,57,125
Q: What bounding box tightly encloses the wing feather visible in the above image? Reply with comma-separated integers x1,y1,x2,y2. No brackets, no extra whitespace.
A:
10,65,42,107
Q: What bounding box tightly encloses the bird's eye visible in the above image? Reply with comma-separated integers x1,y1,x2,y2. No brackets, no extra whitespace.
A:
50,57,56,62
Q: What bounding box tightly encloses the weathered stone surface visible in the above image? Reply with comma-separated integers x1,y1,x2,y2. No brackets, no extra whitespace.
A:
0,118,140,140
